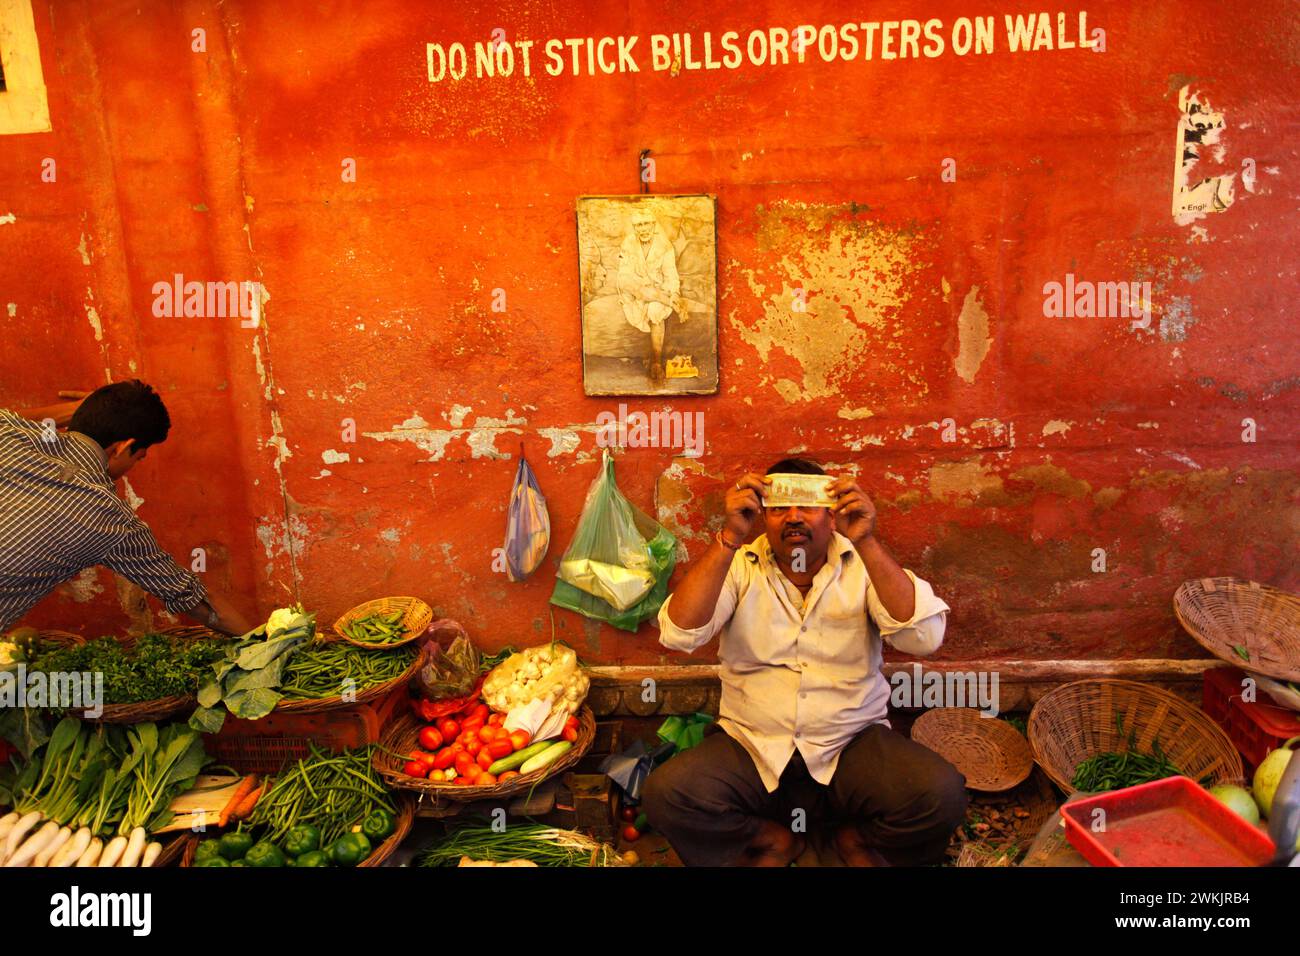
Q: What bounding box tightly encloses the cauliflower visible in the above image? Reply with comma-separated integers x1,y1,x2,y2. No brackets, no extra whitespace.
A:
265,605,303,636
483,643,589,716
0,641,18,667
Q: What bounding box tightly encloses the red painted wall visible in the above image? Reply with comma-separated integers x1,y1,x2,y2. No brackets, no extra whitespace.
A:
2,0,1296,664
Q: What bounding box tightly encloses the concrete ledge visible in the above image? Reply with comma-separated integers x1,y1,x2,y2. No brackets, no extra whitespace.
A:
586,659,1221,716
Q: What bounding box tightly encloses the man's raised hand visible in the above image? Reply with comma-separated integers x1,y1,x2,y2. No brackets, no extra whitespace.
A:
723,473,770,545
828,476,877,544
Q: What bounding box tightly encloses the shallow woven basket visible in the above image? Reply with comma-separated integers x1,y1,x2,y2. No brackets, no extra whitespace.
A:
274,644,420,715
333,597,432,649
375,706,595,805
39,626,223,724
1174,577,1300,683
911,708,1033,792
1028,679,1243,793
180,793,414,868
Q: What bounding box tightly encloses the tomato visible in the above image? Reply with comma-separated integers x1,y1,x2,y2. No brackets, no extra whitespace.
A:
509,730,531,751
562,725,579,743
497,771,520,782
433,747,457,770
471,703,489,722
622,826,641,842
478,725,498,743
450,742,466,755
488,713,504,727
419,726,445,751
476,772,498,786
477,748,495,771
620,806,636,822
487,739,513,760
453,774,475,786
565,714,579,730
462,716,485,735
454,752,477,778
464,737,483,757
427,769,446,783
403,760,429,778
437,718,460,741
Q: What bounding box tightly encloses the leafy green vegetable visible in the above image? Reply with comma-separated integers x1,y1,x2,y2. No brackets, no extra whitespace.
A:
27,633,231,705
190,608,315,731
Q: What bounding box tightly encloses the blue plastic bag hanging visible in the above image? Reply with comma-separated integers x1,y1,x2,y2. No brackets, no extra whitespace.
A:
503,449,550,582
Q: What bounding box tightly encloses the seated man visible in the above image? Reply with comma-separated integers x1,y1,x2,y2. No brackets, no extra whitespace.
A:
643,458,967,866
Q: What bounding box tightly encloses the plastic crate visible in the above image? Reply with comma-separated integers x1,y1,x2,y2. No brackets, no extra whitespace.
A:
1202,666,1300,770
1061,776,1276,866
208,688,404,774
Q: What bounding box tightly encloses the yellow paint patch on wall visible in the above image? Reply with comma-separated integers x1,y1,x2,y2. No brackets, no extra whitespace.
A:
733,202,923,402
928,460,1005,504
838,404,875,420
954,285,991,384
1011,463,1091,498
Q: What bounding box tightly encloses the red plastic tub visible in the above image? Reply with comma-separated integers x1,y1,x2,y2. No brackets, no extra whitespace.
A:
1061,776,1276,867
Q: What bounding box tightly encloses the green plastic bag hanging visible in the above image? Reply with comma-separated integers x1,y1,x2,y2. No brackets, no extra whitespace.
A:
503,451,550,582
550,450,677,632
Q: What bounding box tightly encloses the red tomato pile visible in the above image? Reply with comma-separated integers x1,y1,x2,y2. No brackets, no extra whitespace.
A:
400,701,580,787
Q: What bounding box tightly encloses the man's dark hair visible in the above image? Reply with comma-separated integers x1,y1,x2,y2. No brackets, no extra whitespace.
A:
765,457,826,476
69,380,171,453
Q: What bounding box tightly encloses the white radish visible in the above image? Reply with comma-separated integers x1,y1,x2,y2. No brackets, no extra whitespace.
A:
34,826,73,867
7,820,60,867
2,810,42,863
141,841,163,868
0,811,19,829
98,834,129,867
76,837,103,867
119,827,148,867
52,827,92,867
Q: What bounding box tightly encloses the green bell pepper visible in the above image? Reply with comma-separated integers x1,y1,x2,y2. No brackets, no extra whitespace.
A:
326,832,372,867
361,809,396,843
217,831,254,861
194,839,222,862
230,860,247,867
244,841,287,868
195,856,230,867
282,824,321,857
293,849,330,867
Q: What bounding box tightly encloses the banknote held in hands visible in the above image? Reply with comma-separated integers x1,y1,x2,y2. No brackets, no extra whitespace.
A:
762,473,836,508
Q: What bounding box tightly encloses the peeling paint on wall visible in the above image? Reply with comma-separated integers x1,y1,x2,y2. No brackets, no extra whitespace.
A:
1042,419,1072,437
928,461,1006,505
953,285,991,384
732,202,924,402
1173,86,1237,225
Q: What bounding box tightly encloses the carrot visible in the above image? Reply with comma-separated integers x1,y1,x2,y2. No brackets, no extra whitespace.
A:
218,774,259,828
232,785,264,821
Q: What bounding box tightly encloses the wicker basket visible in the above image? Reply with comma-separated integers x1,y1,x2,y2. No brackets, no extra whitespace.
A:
333,597,432,649
274,646,420,715
1028,679,1243,793
911,708,1033,792
375,706,595,805
38,626,220,724
180,792,415,868
1175,577,1300,683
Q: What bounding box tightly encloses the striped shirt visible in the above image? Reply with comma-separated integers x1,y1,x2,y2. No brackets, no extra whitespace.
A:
0,409,207,630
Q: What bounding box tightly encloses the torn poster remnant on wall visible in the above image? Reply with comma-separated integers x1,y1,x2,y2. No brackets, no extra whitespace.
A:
1172,86,1235,225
